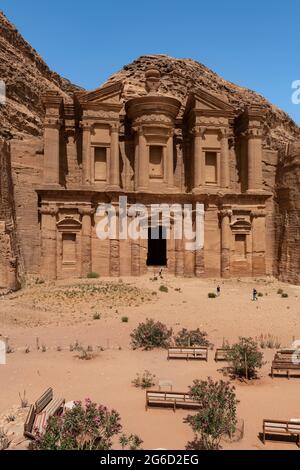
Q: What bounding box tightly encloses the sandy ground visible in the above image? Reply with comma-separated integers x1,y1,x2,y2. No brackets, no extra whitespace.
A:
0,274,300,450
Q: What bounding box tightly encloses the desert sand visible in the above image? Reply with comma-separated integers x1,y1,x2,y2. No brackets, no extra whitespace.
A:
0,274,300,450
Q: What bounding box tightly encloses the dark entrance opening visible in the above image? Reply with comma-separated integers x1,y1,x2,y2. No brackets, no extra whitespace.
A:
147,226,167,267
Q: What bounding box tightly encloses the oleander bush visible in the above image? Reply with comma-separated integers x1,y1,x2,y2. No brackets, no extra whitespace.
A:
130,319,172,350
185,378,238,450
33,399,142,451
226,337,264,379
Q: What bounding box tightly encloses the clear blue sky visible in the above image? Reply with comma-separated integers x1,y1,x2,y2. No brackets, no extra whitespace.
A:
1,0,300,123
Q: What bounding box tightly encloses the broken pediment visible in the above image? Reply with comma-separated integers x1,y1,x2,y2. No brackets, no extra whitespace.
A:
185,88,235,117
77,81,123,109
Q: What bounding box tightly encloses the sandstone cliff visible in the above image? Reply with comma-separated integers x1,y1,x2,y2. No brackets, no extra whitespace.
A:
0,139,19,290
0,10,80,139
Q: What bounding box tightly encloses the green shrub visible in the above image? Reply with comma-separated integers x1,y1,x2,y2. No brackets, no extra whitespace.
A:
186,378,239,450
130,319,172,350
119,434,143,450
174,328,211,348
226,337,264,379
121,316,129,323
93,313,101,320
281,293,288,298
208,292,217,299
159,285,168,293
87,272,100,279
132,370,156,389
277,289,283,295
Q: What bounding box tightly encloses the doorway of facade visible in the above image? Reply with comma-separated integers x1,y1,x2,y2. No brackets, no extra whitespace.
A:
147,226,167,267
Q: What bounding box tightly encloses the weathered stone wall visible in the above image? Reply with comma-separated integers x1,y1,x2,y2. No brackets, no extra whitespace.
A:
276,142,300,284
10,138,43,274
0,139,19,289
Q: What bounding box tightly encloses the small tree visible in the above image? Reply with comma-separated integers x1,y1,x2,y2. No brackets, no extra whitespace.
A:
226,337,264,379
174,328,211,348
186,378,238,450
130,319,172,350
34,399,123,450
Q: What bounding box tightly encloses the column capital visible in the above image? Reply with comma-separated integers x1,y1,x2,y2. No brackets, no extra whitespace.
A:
245,127,264,139
218,127,232,139
79,207,95,216
39,206,58,216
132,125,144,136
251,209,266,218
44,117,63,130
80,121,94,131
219,209,233,219
110,122,120,133
191,126,206,137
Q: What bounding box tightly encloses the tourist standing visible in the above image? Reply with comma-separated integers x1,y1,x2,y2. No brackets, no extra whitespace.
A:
252,288,258,301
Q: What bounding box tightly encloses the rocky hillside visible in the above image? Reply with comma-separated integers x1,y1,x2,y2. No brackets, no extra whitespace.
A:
0,10,81,139
105,54,300,151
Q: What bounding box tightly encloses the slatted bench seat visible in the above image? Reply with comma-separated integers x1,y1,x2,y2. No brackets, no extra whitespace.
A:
24,404,36,439
214,348,231,362
263,419,300,447
271,361,300,378
43,397,65,416
24,388,65,440
35,387,53,414
146,390,201,412
167,347,208,361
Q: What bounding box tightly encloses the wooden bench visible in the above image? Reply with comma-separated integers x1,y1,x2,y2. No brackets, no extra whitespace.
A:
271,361,300,378
146,391,201,412
214,348,231,362
24,388,65,439
263,419,300,447
167,347,208,361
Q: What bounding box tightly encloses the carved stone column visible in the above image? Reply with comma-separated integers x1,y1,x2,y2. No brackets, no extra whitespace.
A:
110,209,120,277
195,204,205,277
220,209,232,278
220,128,230,189
247,128,263,191
109,123,120,189
40,206,58,280
43,118,62,185
81,122,92,185
175,215,184,276
79,207,94,277
251,209,266,275
137,127,149,191
166,130,174,188
193,126,205,192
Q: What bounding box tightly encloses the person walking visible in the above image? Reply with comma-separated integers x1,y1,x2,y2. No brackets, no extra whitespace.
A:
252,288,258,301
217,285,221,297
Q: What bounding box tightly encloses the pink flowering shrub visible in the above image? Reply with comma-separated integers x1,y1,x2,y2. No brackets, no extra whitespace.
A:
34,399,140,450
